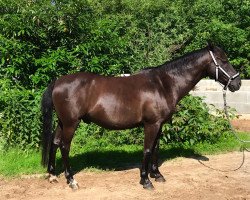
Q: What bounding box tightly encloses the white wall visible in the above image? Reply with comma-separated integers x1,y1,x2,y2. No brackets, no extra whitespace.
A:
190,80,250,114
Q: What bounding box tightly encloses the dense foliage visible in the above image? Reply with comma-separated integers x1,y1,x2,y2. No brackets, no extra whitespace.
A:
0,0,249,149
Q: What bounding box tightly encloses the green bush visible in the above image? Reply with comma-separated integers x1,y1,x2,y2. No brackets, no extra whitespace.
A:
162,95,233,146
0,0,248,150
0,80,41,149
72,123,144,152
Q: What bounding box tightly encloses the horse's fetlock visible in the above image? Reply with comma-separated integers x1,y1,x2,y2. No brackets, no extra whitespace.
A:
48,165,55,174
140,171,147,178
144,149,151,156
53,138,61,146
151,164,158,171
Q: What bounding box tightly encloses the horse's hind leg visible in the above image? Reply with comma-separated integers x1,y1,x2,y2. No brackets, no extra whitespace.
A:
150,136,166,182
47,124,62,183
60,121,79,190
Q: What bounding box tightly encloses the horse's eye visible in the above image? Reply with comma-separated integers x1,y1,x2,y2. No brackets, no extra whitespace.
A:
222,60,229,65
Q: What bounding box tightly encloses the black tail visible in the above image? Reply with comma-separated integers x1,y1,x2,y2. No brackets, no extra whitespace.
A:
41,80,56,167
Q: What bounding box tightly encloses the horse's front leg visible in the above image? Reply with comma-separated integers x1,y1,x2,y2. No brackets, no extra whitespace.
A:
140,123,161,190
150,137,166,182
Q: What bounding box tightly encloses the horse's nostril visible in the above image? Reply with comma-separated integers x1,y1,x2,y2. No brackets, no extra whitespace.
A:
239,81,242,87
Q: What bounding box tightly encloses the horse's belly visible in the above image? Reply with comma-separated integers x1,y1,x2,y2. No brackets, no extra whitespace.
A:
87,103,140,130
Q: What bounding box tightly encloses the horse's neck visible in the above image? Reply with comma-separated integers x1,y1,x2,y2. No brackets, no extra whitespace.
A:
175,66,205,98
159,55,208,104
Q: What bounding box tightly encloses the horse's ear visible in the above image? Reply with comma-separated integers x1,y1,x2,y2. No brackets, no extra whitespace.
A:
207,41,215,51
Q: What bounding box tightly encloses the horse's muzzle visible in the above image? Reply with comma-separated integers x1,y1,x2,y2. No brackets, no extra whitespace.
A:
228,78,241,92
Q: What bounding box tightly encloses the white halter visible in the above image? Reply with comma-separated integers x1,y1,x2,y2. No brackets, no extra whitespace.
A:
209,51,239,90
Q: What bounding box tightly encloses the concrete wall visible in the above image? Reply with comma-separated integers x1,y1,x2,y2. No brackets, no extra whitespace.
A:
190,80,250,114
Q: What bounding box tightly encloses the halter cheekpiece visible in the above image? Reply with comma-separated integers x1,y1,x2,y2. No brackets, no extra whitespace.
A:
209,51,239,90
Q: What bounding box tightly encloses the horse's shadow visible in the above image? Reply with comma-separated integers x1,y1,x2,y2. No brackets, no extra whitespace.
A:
55,146,209,175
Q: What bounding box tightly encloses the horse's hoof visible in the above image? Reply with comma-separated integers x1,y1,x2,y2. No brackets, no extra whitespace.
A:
140,179,154,190
155,176,166,182
150,173,166,182
143,182,154,190
48,175,59,183
69,180,79,190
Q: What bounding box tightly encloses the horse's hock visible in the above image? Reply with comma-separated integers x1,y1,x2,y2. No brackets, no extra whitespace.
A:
190,79,250,116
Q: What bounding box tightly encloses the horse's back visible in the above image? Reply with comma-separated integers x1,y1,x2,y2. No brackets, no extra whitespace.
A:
52,72,142,125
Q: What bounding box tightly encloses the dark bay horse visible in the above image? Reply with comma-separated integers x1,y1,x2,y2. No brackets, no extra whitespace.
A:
41,44,241,190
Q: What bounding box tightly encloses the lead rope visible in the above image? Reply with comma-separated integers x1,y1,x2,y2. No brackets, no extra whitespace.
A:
223,89,250,145
198,89,250,172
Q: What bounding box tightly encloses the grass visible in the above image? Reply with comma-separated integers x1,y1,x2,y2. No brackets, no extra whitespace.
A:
0,149,45,177
0,132,249,178
189,132,250,154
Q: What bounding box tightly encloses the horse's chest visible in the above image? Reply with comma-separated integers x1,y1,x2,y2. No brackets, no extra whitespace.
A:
140,91,171,121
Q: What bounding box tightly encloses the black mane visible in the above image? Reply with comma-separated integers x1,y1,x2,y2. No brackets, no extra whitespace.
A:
138,47,208,74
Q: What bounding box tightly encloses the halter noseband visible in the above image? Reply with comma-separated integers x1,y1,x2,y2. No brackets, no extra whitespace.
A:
209,51,239,90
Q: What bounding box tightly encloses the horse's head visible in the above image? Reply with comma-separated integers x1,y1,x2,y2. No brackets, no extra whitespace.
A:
206,44,241,92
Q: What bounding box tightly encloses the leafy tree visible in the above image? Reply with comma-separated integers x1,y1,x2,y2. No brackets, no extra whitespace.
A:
0,0,249,149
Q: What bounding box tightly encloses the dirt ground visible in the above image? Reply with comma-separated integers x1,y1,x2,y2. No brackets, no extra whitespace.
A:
0,152,249,200
231,119,250,132
0,119,249,200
